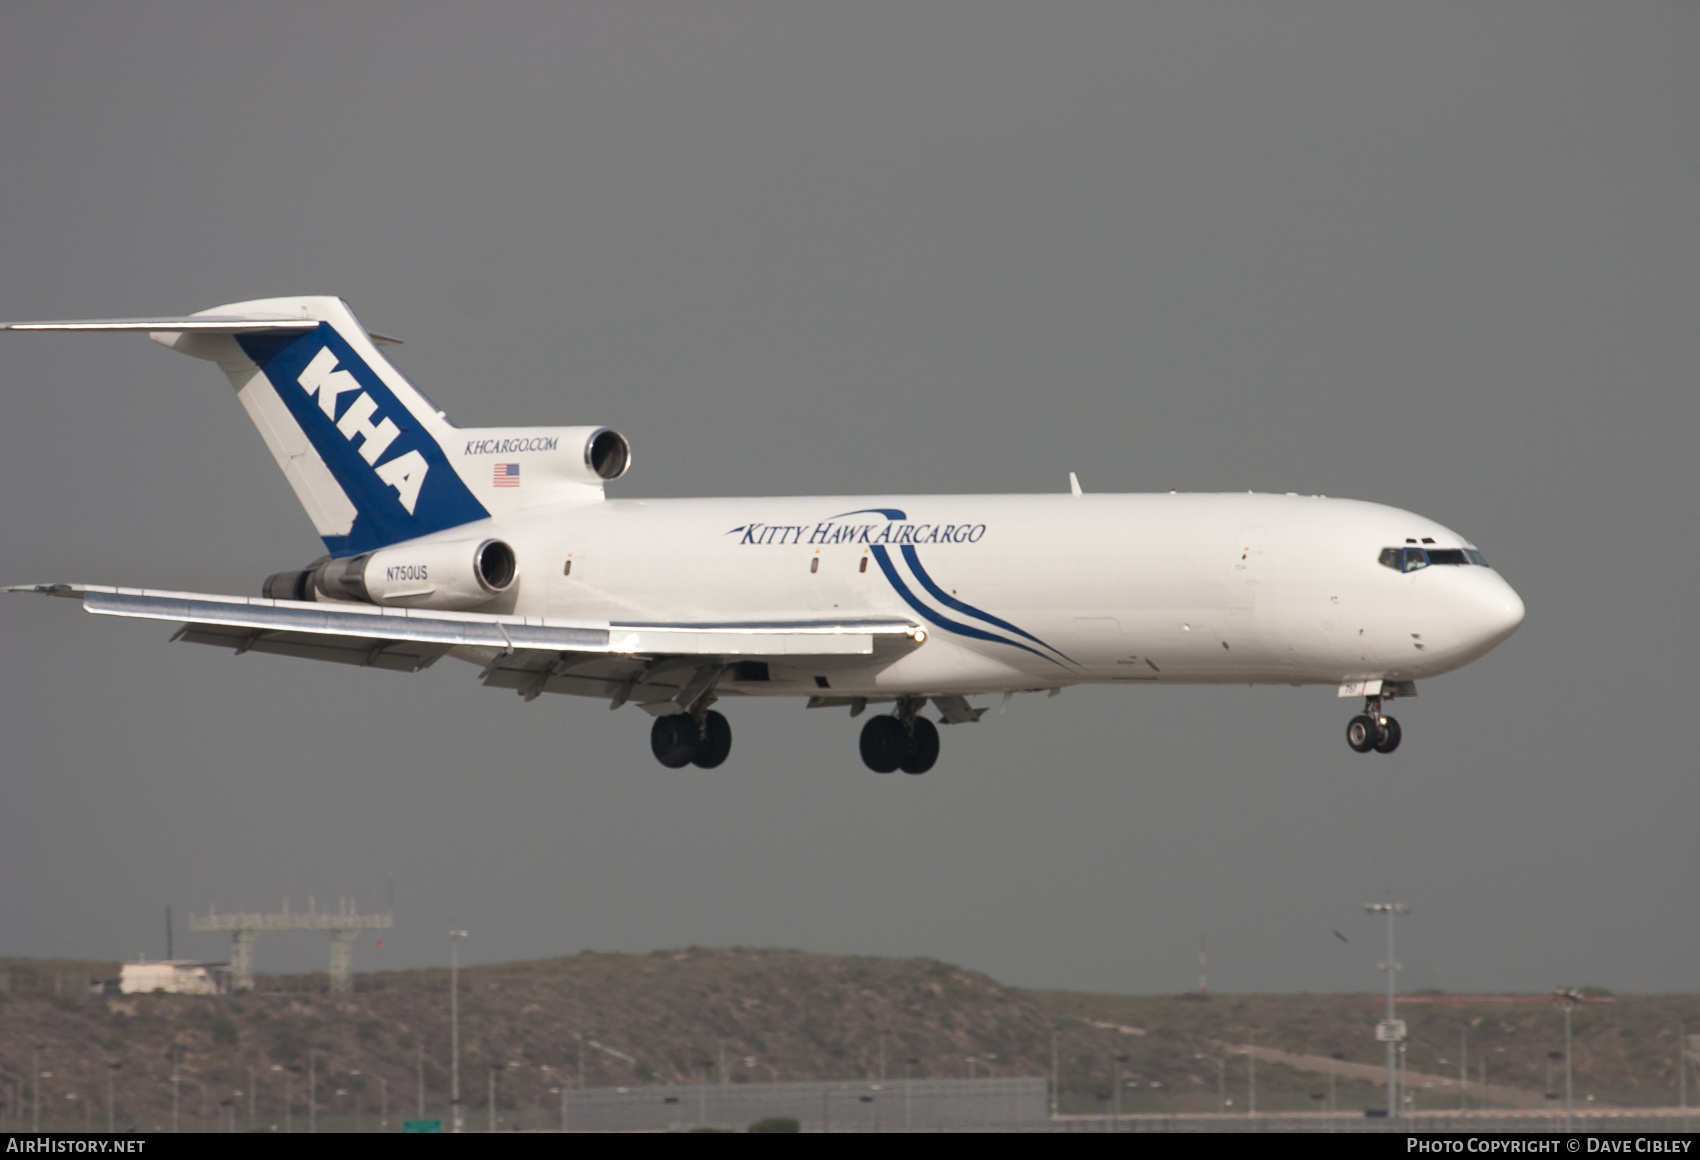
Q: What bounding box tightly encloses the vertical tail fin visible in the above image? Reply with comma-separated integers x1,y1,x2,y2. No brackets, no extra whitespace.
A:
157,296,490,556
7,296,631,556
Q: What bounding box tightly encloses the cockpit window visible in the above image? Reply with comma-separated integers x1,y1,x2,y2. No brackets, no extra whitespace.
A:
1379,546,1489,570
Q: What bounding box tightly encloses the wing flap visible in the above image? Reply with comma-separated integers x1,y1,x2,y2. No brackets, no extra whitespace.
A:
7,585,919,668
174,624,450,673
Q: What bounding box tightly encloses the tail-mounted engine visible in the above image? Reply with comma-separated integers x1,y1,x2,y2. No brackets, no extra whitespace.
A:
263,537,518,611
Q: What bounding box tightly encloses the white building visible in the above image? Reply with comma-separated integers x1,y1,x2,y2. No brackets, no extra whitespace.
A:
118,960,223,995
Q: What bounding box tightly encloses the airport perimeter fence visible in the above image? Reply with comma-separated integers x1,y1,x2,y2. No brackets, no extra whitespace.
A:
1069,1111,1699,1134
554,1076,1048,1132
21,1104,1694,1134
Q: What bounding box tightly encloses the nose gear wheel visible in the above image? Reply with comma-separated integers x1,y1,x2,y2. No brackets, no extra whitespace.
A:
1346,694,1403,755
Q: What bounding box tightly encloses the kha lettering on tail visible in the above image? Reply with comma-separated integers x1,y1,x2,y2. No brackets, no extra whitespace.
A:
296,345,427,514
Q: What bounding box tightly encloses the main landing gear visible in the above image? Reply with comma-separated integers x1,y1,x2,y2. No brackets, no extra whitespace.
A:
650,708,732,769
859,699,939,774
1346,696,1402,755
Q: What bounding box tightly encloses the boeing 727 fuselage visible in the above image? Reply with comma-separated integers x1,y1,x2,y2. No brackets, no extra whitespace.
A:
4,297,1524,772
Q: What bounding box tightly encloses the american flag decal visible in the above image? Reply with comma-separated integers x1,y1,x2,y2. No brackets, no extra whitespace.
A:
493,463,520,487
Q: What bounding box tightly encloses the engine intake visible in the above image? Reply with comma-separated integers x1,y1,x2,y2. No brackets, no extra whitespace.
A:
264,538,520,610
587,427,630,480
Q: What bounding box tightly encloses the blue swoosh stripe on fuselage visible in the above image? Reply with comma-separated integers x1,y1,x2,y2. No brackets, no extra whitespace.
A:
897,544,1077,665
869,547,1061,667
828,506,909,521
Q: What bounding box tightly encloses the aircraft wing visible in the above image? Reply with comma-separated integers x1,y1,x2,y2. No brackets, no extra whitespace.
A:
6,584,920,709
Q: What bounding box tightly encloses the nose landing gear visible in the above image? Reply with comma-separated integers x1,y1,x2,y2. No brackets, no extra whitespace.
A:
1346,696,1402,755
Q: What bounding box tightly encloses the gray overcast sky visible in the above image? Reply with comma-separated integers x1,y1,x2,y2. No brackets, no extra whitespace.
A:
2,2,1695,995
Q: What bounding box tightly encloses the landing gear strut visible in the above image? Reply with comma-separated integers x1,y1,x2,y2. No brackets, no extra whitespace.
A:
650,707,733,768
1346,695,1401,755
859,698,939,774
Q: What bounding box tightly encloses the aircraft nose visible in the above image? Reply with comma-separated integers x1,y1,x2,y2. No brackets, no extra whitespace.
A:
1455,570,1525,653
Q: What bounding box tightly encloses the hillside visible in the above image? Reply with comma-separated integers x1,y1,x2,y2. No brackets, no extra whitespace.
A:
1,952,1692,1130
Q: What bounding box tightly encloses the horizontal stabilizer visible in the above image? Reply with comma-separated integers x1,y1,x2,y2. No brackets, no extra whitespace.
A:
1,316,401,344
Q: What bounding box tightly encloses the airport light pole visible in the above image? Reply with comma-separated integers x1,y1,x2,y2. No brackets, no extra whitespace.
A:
183,1076,208,1129
696,1060,715,1127
1194,1052,1227,1112
1459,1022,1469,1112
1329,1054,1343,1132
0,1069,17,1132
1112,1054,1128,1132
542,1066,570,1131
1050,1030,1059,1118
1554,988,1581,1133
106,1062,122,1133
1366,902,1410,1117
1247,1033,1257,1116
271,1065,291,1133
1678,1020,1700,1134
449,930,468,1134
351,1070,387,1130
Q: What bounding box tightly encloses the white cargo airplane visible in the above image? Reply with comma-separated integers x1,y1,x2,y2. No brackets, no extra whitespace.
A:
4,297,1524,772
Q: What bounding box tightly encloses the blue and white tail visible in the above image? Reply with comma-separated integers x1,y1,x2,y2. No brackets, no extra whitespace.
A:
6,296,629,557
156,296,487,556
